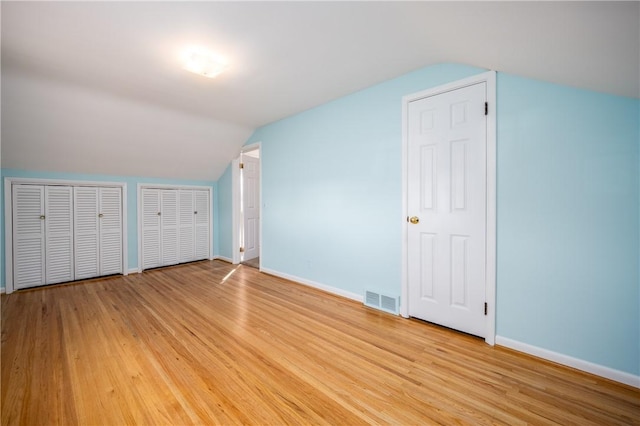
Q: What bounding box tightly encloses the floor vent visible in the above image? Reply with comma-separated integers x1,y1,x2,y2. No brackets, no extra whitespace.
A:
364,291,399,315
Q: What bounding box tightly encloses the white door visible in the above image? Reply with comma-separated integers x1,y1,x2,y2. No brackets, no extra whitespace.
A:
12,185,46,289
74,187,100,280
141,188,161,269
407,82,487,338
99,187,123,275
179,190,195,262
194,190,210,260
44,186,74,284
160,190,179,266
242,155,260,261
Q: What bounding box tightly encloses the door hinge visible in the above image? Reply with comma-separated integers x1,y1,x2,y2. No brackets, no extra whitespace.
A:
484,302,488,315
239,162,244,169
484,102,488,116
239,247,245,253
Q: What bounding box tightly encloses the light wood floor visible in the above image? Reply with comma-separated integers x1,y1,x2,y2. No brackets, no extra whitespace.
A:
2,260,638,425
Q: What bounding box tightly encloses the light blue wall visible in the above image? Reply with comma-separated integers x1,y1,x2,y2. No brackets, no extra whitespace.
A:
1,169,216,289
219,63,639,376
244,63,486,297
496,74,639,375
217,164,233,260
212,181,220,257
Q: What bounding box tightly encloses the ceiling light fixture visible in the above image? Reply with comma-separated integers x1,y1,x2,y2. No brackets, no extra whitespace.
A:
183,47,228,78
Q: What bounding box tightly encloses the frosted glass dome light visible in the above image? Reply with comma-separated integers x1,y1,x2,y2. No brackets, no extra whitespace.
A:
183,47,228,78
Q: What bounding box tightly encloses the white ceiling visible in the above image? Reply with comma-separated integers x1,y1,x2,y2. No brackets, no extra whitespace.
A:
2,1,638,181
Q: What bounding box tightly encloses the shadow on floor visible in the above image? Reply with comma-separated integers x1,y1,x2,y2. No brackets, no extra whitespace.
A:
241,257,260,269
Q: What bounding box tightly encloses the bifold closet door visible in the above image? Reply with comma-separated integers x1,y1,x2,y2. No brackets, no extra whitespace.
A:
12,185,46,289
161,190,179,266
11,184,122,289
194,190,210,260
74,187,100,280
13,185,74,289
74,187,123,279
99,187,123,275
141,188,161,269
44,186,74,284
179,190,195,262
141,188,210,271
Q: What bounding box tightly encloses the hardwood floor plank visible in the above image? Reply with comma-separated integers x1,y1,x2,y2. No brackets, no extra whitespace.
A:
2,260,639,425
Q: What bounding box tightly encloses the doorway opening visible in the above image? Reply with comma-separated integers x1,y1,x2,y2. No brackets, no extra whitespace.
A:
232,143,261,269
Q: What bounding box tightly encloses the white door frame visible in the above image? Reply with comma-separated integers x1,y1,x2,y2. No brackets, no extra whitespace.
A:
136,183,214,273
4,177,129,294
232,142,262,266
400,71,497,345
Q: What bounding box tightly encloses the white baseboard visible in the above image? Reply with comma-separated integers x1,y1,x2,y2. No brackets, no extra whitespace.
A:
213,255,233,263
260,267,363,303
127,268,140,275
1,287,5,295
495,336,639,388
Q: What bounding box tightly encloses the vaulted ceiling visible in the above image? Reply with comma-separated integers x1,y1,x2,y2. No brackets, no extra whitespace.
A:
2,2,638,181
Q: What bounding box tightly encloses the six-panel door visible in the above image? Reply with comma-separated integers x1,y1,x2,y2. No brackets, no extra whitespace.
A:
407,82,488,338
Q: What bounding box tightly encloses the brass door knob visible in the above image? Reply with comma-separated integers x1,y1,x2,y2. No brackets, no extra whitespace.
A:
409,216,420,224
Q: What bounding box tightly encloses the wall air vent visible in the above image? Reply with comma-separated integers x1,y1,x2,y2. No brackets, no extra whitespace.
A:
364,291,399,315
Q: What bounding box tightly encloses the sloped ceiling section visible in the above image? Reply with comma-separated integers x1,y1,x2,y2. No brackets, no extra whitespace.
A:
2,71,252,181
2,2,638,181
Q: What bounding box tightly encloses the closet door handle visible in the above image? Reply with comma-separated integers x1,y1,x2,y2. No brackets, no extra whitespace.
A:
157,212,161,216
194,211,198,214
39,215,46,220
98,213,104,218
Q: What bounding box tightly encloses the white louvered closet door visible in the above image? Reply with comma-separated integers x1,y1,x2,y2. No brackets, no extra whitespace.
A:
74,187,100,280
161,190,179,266
179,190,195,262
194,190,210,260
99,187,123,275
142,188,161,269
12,185,46,289
44,186,74,284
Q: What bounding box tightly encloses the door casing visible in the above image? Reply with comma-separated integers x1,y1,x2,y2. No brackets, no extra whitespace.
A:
401,71,497,345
